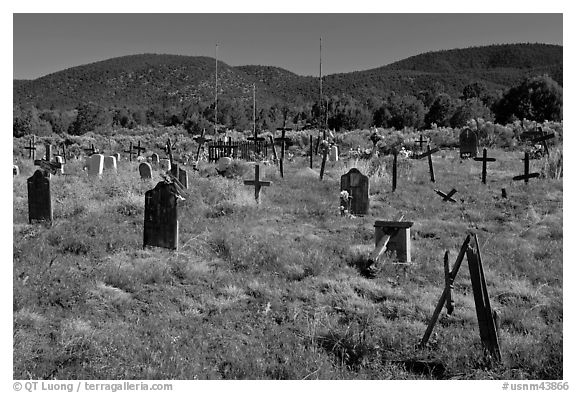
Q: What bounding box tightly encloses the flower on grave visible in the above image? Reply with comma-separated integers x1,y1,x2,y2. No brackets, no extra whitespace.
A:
340,190,350,201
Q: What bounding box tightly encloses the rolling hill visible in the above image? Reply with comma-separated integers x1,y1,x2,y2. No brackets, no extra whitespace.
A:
13,43,562,110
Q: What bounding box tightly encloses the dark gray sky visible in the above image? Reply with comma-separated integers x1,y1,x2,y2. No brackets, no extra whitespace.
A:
13,13,563,80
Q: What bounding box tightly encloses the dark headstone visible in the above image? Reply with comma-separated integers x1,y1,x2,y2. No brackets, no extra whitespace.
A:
459,128,478,158
340,168,369,215
139,162,152,179
143,181,179,250
27,170,52,225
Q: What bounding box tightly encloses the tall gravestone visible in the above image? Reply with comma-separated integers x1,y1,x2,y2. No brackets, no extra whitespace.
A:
459,128,478,158
143,181,179,250
139,162,152,179
151,153,160,168
104,156,117,172
88,154,104,177
27,170,52,225
340,168,369,215
159,159,171,171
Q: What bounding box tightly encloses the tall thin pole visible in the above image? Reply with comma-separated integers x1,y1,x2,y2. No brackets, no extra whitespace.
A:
319,37,322,131
215,43,218,134
253,83,256,138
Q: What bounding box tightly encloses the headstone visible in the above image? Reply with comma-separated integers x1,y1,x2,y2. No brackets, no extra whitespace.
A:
151,153,160,167
459,128,478,158
88,154,104,177
217,156,232,173
13,165,19,176
103,156,118,172
27,170,52,225
170,163,188,189
52,156,64,175
374,221,413,263
139,162,152,179
159,159,171,171
340,168,369,215
112,153,121,162
329,145,339,162
143,181,179,250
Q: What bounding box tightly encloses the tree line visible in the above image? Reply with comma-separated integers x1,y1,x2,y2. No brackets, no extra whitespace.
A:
13,74,562,138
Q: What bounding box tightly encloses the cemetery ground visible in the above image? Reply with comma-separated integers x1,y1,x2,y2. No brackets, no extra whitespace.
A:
13,145,562,380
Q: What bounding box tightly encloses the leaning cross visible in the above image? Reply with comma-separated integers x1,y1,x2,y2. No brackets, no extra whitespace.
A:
473,148,496,184
24,136,37,160
434,188,458,203
532,131,555,157
84,143,97,156
513,152,540,183
194,129,212,162
415,145,439,182
34,144,61,175
243,164,271,202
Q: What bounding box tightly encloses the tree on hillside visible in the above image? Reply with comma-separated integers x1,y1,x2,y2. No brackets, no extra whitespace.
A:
493,75,562,124
13,105,52,137
373,94,425,130
424,93,456,128
69,102,112,135
450,98,494,128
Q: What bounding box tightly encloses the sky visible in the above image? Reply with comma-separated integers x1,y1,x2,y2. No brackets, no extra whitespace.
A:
13,13,563,80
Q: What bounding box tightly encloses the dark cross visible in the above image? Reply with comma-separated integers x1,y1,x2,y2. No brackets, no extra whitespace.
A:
434,188,458,203
501,188,507,199
473,148,496,184
134,141,146,157
444,251,454,315
24,136,37,160
319,145,328,181
392,151,398,192
44,143,52,162
415,134,427,150
532,131,555,157
309,135,313,169
275,129,291,178
414,146,439,160
194,129,212,162
427,145,436,182
84,143,97,156
243,164,271,202
247,126,265,155
124,142,135,162
315,134,321,155
33,143,61,175
513,152,540,183
268,135,278,163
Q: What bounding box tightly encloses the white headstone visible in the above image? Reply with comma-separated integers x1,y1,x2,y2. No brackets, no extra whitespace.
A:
13,165,19,176
159,159,171,171
329,145,339,162
112,153,121,162
104,156,117,172
52,156,64,174
217,157,232,172
139,162,152,179
88,154,104,177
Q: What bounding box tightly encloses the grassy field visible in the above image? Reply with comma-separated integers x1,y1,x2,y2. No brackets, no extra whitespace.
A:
13,138,562,380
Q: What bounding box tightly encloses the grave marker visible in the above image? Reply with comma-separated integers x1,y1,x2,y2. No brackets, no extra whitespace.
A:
170,163,188,189
372,220,413,263
159,159,171,172
52,156,64,175
216,156,232,176
309,135,313,169
112,153,120,162
459,128,478,158
513,152,540,183
473,148,496,184
194,129,212,162
244,164,271,202
434,188,458,203
24,136,37,160
27,170,52,225
415,145,439,182
13,165,19,176
415,134,427,151
139,162,152,179
124,142,135,162
150,153,160,167
340,168,369,215
329,145,339,162
87,154,104,177
143,181,179,250
532,130,555,157
34,145,62,176
274,129,291,178
103,156,117,172
134,141,146,157
392,151,398,192
84,143,97,156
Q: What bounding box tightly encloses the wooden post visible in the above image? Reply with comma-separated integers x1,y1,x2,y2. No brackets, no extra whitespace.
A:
427,145,435,183
124,142,134,162
309,135,313,169
392,151,398,192
474,148,496,184
444,251,454,314
45,143,52,162
420,235,471,347
319,150,328,180
269,135,278,162
315,135,321,155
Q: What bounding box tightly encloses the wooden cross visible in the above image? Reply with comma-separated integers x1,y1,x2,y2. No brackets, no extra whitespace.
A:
513,152,540,183
268,135,278,162
415,134,427,150
124,142,135,162
532,131,555,156
274,129,291,178
434,188,458,202
43,143,52,162
413,146,439,160
243,164,271,202
194,129,212,162
309,135,313,169
444,251,454,315
24,136,37,160
315,134,321,155
84,143,97,156
164,138,175,165
473,148,496,184
59,144,67,163
34,144,61,175
319,143,328,181
134,140,146,156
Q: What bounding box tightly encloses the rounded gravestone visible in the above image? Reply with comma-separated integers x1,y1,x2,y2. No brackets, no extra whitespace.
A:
88,154,104,177
329,145,339,162
139,162,152,179
217,156,232,173
104,156,118,172
159,159,171,171
151,153,160,166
